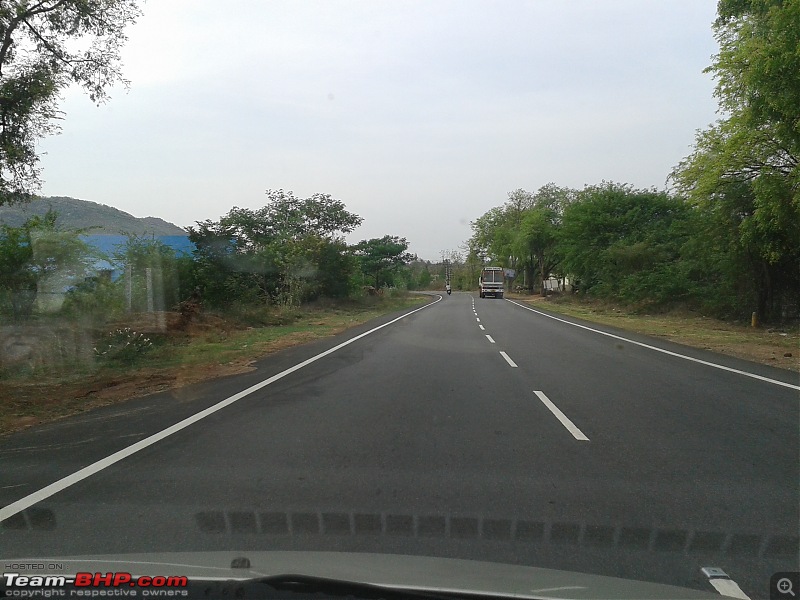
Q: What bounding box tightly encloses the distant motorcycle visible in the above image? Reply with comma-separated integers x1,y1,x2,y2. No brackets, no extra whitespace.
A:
446,284,451,295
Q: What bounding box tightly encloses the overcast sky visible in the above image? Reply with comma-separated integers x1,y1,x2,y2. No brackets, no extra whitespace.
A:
38,1,721,261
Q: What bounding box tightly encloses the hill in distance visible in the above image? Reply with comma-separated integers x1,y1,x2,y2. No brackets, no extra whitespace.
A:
0,196,186,236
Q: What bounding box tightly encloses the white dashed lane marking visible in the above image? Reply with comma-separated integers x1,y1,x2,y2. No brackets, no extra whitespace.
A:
506,299,799,391
499,351,517,367
533,390,589,441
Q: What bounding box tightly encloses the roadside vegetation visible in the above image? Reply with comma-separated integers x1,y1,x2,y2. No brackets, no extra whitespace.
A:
466,1,799,326
0,1,442,434
0,189,435,435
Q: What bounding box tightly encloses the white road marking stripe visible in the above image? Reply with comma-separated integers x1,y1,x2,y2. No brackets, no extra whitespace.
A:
0,296,444,524
506,299,800,391
486,335,495,343
476,318,480,322
499,351,517,367
478,325,485,330
533,391,589,441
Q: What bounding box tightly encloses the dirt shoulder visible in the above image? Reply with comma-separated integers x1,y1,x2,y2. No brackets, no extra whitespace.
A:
507,293,799,373
0,295,430,437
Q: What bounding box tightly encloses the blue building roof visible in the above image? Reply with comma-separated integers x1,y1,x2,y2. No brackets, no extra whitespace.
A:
80,235,195,276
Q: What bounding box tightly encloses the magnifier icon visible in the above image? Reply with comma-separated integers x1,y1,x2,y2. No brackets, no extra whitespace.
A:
778,578,796,597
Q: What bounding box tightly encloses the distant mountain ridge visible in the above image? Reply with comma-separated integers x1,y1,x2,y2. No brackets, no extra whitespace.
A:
0,196,186,235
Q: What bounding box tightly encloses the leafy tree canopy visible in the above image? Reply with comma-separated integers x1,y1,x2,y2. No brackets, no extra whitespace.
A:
186,190,363,306
670,0,799,319
0,0,141,205
354,235,414,288
215,189,363,251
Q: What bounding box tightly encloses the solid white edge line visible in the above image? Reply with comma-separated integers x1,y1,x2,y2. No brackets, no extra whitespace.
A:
499,351,517,367
506,299,799,391
533,390,589,441
478,325,485,331
0,295,444,523
485,335,496,344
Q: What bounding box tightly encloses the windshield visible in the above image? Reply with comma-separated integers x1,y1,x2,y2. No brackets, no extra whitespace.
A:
482,271,503,283
1,2,798,600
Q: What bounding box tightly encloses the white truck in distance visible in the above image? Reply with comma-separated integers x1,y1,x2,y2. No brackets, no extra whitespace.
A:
479,267,505,299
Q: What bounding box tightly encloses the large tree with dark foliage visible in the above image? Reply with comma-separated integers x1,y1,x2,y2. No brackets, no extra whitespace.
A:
354,235,414,289
187,190,363,306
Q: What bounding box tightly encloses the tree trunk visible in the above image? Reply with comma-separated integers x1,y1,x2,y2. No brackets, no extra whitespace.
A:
539,255,547,297
756,261,772,322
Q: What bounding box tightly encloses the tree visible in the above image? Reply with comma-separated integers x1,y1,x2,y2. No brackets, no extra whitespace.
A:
469,206,515,266
0,0,141,205
512,184,575,292
559,183,693,304
186,217,264,307
712,0,800,155
516,206,558,295
672,0,799,320
354,235,414,289
417,266,432,289
186,190,363,306
306,236,357,298
219,190,363,248
0,209,92,318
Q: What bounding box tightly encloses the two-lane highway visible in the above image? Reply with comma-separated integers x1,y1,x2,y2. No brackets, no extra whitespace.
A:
2,292,798,598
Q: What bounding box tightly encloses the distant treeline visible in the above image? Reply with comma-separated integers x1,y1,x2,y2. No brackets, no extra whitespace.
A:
467,183,797,322
0,191,427,323
466,1,799,323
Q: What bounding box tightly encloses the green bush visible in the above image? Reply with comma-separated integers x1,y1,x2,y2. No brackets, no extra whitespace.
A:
61,277,124,322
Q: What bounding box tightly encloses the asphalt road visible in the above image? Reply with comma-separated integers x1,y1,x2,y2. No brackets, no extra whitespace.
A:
1,292,798,598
